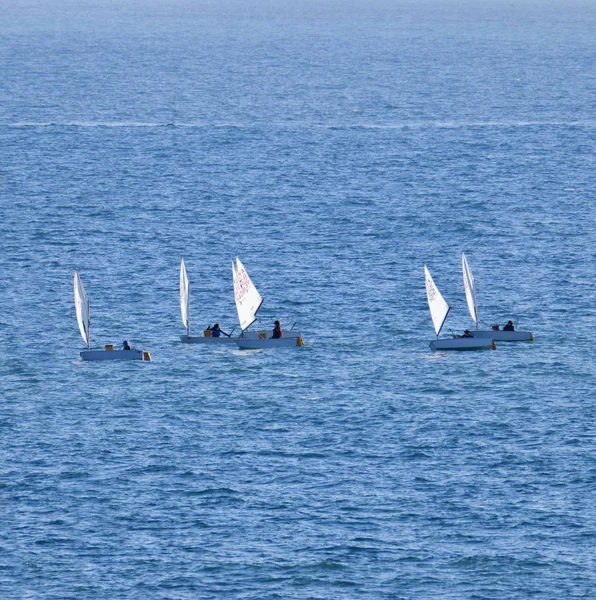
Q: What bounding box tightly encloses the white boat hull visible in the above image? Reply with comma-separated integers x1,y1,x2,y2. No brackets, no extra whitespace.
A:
180,335,236,344
247,329,301,339
180,329,301,345
236,335,304,350
80,349,151,361
470,330,533,342
430,337,495,351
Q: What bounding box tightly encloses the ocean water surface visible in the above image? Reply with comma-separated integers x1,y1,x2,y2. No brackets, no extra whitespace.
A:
1,1,596,598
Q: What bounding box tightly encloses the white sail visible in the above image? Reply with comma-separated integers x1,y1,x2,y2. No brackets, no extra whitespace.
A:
233,257,263,331
462,252,478,327
74,269,90,349
180,258,190,334
425,265,450,337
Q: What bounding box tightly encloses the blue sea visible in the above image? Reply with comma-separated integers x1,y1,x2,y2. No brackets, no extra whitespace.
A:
2,1,596,597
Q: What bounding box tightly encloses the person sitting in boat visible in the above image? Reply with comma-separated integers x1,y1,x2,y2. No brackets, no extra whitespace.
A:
492,325,500,331
122,340,131,350
503,320,515,331
271,320,282,339
211,323,229,338
461,330,473,338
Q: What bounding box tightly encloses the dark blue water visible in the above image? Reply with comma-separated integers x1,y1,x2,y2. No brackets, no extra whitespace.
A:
2,1,596,597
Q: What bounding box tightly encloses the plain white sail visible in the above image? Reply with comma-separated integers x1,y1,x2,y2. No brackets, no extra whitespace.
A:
74,269,91,349
425,265,450,337
233,257,263,331
180,258,190,335
462,252,478,328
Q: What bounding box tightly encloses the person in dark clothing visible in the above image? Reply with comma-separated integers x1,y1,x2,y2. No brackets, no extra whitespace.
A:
211,324,229,338
503,320,515,331
122,340,131,350
461,330,472,338
271,320,282,339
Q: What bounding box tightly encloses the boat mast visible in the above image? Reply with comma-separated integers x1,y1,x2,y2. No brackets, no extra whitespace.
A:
87,298,91,350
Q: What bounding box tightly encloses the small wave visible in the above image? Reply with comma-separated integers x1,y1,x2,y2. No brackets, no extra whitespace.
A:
4,121,182,128
317,559,346,570
319,120,596,130
1,121,257,129
192,487,242,496
3,119,596,130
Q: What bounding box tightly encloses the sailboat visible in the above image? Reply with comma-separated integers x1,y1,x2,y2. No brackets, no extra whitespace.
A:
232,257,303,349
462,253,534,342
179,258,236,344
74,269,151,361
425,265,495,351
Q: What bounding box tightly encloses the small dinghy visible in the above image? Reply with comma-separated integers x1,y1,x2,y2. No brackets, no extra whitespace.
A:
469,329,533,342
425,265,495,351
462,253,534,342
74,270,151,362
179,259,236,344
232,257,304,350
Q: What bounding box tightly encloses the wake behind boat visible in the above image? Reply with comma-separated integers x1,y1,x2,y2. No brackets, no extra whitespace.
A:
74,270,151,362
425,265,495,351
232,257,304,349
179,258,235,344
462,253,534,342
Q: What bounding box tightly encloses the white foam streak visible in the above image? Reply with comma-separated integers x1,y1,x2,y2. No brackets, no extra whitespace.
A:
3,119,596,129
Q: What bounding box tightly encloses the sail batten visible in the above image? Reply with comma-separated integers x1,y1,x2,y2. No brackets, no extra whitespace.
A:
233,257,263,331
180,258,190,335
462,252,478,327
425,265,450,337
74,269,91,349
